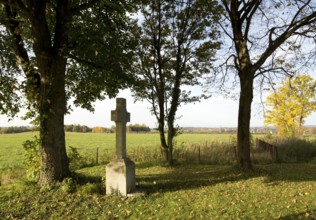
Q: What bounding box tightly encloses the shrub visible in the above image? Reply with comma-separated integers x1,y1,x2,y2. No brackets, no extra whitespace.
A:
22,136,40,181
68,146,92,171
60,177,77,193
67,146,99,170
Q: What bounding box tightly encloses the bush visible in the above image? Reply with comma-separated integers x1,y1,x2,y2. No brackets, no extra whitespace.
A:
60,177,77,193
68,146,92,171
22,136,40,181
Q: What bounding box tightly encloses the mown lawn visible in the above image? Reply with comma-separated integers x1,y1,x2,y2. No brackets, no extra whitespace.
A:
0,163,315,219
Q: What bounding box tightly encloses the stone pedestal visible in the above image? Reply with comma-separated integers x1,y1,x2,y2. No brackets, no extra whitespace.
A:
106,158,135,196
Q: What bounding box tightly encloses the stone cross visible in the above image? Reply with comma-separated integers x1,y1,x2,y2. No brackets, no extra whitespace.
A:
106,98,135,196
111,98,130,159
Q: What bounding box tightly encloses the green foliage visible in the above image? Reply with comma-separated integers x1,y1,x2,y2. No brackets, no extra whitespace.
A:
66,1,139,111
0,1,139,117
0,34,22,118
22,136,40,181
60,178,77,193
133,0,222,163
264,75,316,138
67,146,89,171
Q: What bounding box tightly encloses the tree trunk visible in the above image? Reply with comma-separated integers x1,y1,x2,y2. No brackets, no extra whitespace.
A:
167,122,174,166
237,74,253,170
158,118,169,162
38,57,70,186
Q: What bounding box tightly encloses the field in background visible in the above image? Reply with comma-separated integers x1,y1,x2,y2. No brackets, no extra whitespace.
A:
2,132,316,170
2,132,316,171
0,132,236,170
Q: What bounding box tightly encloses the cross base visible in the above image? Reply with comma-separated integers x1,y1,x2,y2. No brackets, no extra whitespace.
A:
105,158,135,196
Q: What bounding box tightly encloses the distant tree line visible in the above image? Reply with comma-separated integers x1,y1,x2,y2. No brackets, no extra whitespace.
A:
64,124,92,133
0,126,33,134
0,124,153,134
64,124,116,133
91,127,115,133
128,124,151,133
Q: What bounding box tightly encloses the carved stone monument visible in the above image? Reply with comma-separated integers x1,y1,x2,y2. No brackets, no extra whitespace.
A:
106,98,135,196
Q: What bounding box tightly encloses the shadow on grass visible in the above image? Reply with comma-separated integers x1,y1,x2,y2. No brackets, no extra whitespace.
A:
74,172,102,185
75,162,316,195
278,210,316,220
262,163,316,183
136,164,267,194
136,162,316,194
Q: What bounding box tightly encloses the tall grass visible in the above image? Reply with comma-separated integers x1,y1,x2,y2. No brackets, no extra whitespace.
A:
272,138,316,162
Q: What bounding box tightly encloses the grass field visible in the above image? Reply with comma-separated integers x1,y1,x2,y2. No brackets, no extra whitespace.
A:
1,132,316,219
0,132,236,170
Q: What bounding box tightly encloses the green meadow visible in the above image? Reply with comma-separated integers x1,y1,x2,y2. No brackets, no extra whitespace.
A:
1,132,316,219
0,132,235,170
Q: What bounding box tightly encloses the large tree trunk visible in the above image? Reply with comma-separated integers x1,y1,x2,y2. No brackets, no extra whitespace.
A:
237,74,253,170
38,56,70,186
28,1,71,186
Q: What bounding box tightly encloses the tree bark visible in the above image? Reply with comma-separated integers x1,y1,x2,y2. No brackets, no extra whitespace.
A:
38,56,70,186
31,2,71,185
158,117,169,161
166,82,181,166
237,73,253,170
167,122,174,166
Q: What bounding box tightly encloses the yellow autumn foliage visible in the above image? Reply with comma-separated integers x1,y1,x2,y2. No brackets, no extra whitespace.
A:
264,75,316,138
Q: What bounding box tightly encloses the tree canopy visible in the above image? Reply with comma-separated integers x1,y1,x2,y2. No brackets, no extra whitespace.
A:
0,0,138,185
132,0,221,164
264,74,316,138
219,0,316,169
